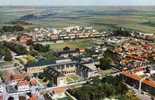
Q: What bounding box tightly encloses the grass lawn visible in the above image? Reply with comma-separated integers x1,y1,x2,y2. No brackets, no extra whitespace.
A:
57,97,73,100
16,55,36,64
101,69,113,76
49,39,93,51
65,75,80,83
41,51,59,61
39,39,92,60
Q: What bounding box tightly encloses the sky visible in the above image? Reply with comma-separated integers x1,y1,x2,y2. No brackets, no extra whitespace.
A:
0,0,155,6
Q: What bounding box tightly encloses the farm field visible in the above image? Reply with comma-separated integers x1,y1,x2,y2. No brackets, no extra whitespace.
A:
0,6,155,33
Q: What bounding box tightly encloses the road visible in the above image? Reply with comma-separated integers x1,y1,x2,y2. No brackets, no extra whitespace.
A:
125,83,154,100
42,79,88,93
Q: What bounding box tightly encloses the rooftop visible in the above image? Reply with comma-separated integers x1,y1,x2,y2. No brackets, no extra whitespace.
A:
52,87,66,94
121,71,155,88
30,95,38,100
83,63,97,71
25,59,76,68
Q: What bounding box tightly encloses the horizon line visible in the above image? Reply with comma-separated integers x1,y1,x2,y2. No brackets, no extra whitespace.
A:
0,5,155,7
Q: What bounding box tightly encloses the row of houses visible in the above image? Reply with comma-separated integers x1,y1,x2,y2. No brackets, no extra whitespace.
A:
32,26,103,42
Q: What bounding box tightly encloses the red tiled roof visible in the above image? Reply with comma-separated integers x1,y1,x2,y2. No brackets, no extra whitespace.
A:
79,49,85,52
30,95,38,100
52,87,65,94
0,95,3,100
18,80,29,86
121,71,155,88
14,75,24,81
30,79,37,85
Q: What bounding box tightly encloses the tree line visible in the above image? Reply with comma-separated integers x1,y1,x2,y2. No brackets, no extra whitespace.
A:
68,76,139,100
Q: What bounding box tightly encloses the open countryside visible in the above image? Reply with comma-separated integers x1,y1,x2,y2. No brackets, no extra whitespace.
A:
0,6,155,33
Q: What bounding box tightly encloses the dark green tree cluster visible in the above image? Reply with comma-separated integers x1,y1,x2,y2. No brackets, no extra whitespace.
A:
1,25,24,32
0,42,13,61
32,43,50,52
4,41,28,55
97,49,121,70
42,52,58,61
68,76,137,100
97,49,113,70
63,46,70,51
112,27,131,37
28,50,39,57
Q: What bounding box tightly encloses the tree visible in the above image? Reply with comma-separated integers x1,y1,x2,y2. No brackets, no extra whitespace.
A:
4,51,13,61
14,25,24,31
2,25,24,32
117,82,128,95
4,41,28,55
126,90,140,100
38,73,45,79
0,42,13,61
63,46,70,51
68,76,132,100
103,83,115,97
43,78,48,82
98,57,112,70
112,27,131,37
47,81,53,87
100,57,112,66
29,50,38,57
32,43,50,52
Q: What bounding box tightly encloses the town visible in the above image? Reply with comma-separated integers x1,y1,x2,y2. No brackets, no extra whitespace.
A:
0,25,155,100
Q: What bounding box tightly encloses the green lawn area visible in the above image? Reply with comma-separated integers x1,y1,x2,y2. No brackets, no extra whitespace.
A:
49,39,92,51
39,39,92,60
41,51,59,61
65,75,81,83
101,69,113,76
16,55,36,64
58,97,73,100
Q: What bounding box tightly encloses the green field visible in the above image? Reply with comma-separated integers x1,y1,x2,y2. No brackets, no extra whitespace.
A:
39,39,92,51
38,39,93,61
0,6,155,33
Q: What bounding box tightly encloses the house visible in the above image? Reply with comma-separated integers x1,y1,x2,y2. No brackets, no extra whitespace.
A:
68,33,76,39
25,59,55,74
0,95,3,100
82,63,99,78
121,70,155,95
44,67,64,85
17,80,30,92
55,49,81,58
0,85,4,94
25,59,77,74
50,34,59,40
80,57,94,64
29,95,38,100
